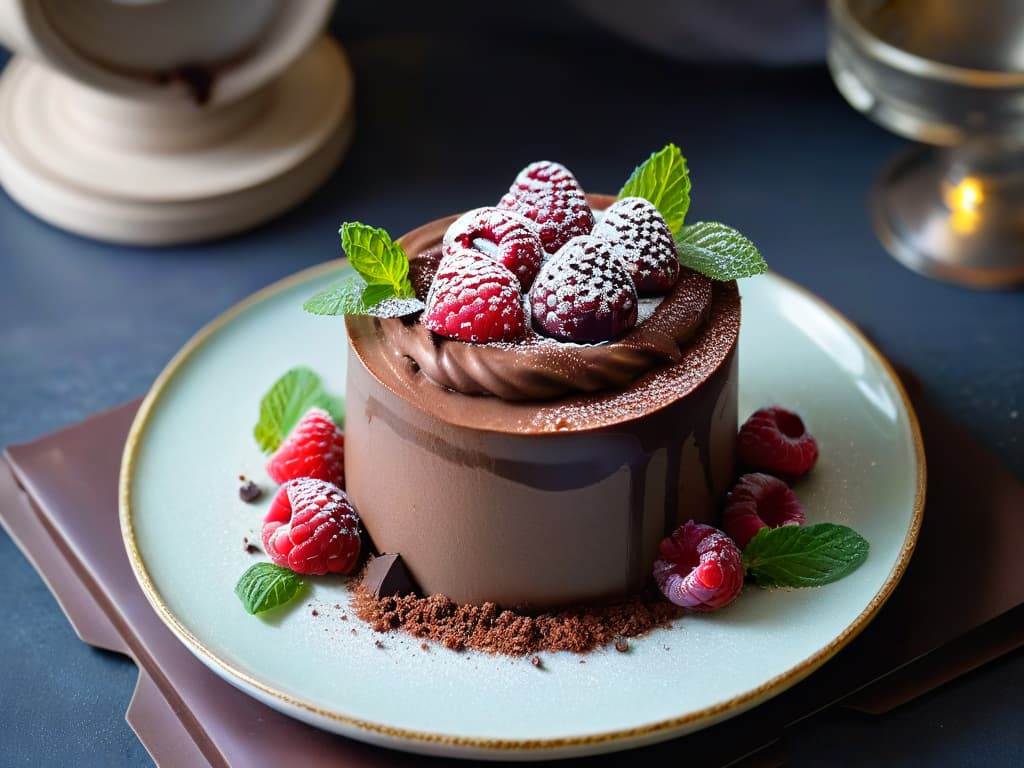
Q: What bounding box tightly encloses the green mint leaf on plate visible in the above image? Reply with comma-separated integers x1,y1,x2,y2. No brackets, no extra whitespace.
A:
235,562,305,615
742,523,869,588
619,143,691,235
253,367,344,453
303,276,371,316
340,222,416,300
676,221,767,281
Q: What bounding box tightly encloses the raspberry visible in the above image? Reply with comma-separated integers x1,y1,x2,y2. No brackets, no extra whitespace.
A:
723,473,806,550
738,406,819,477
529,235,638,343
592,197,680,295
653,521,744,611
266,407,344,488
423,248,526,343
262,478,361,575
498,161,595,254
442,207,544,289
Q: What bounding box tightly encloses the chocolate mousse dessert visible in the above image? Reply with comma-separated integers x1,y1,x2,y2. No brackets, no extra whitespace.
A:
248,156,870,650
339,151,744,610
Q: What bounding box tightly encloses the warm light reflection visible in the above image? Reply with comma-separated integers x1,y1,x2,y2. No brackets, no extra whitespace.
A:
943,177,984,235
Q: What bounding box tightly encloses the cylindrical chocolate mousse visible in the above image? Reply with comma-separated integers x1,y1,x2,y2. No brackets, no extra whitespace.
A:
344,196,740,610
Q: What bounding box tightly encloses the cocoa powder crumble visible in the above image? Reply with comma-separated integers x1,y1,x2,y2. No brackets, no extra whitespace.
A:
350,585,681,656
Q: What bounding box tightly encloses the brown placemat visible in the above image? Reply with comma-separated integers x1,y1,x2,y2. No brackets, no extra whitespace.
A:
2,382,1022,767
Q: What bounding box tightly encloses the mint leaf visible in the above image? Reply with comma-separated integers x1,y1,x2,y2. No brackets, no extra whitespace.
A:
676,221,767,280
361,282,396,307
340,222,416,299
303,275,423,319
306,223,420,316
235,562,304,615
303,277,370,316
619,144,691,235
253,367,344,453
742,523,869,588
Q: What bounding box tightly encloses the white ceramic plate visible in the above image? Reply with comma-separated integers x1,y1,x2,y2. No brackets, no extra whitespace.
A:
120,265,924,761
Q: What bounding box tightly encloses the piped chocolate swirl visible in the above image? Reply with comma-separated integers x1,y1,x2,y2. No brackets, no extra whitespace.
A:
371,194,715,402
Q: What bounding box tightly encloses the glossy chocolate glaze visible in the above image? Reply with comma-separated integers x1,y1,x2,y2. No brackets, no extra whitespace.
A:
344,203,741,608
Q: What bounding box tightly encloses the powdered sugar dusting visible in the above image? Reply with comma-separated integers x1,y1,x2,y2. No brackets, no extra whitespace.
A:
261,478,361,575
527,281,739,432
367,297,426,319
497,161,595,254
442,207,544,288
423,248,526,343
285,478,356,524
592,196,680,295
636,297,663,324
529,235,638,343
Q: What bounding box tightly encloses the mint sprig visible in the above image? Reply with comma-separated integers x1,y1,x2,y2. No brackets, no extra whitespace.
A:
253,367,344,454
742,523,869,588
235,562,305,615
619,144,767,281
303,223,424,318
303,277,372,316
342,223,414,297
619,143,691,236
676,221,767,281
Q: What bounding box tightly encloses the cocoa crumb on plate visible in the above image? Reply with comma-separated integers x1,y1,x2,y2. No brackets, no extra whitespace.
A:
238,480,262,503
350,584,681,656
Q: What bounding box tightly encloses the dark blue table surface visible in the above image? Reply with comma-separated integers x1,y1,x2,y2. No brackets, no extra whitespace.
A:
1,4,1022,766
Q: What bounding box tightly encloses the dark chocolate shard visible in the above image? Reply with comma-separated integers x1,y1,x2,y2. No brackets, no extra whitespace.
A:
362,553,419,598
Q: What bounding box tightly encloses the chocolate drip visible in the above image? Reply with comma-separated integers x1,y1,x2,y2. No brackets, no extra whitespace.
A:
364,394,641,492
627,457,648,592
664,442,683,537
